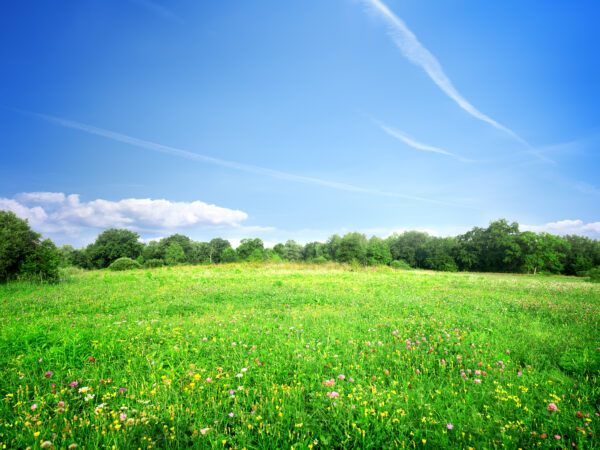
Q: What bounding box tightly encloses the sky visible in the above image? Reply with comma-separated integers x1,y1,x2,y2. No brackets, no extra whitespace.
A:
1,0,599,247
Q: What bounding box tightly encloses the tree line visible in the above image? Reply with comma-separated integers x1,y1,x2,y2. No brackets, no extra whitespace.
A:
60,219,600,277
2,209,600,282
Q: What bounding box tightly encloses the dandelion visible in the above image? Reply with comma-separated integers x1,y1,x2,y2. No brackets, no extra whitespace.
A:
547,403,558,412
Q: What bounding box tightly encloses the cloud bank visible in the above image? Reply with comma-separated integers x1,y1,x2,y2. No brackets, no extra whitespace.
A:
0,192,248,235
522,220,600,239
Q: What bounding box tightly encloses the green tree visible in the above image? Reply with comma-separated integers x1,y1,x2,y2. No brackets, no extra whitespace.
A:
338,232,368,264
165,242,187,265
86,228,143,269
366,236,392,266
518,232,568,274
303,242,326,261
221,247,237,263
0,211,60,282
385,231,430,268
236,238,264,261
283,240,303,262
208,238,232,264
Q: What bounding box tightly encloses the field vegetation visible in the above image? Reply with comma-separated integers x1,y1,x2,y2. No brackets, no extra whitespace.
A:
1,264,599,449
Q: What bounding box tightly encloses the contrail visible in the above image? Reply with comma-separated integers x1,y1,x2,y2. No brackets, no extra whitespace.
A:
26,110,459,206
377,122,472,162
364,0,550,162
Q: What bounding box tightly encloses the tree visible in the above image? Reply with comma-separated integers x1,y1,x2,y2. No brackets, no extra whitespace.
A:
518,232,568,274
165,242,186,265
366,236,392,266
303,242,326,261
208,238,232,264
338,232,368,264
283,240,303,262
158,234,194,263
86,228,143,269
385,231,430,268
221,247,237,263
0,210,60,282
236,238,264,261
58,244,76,267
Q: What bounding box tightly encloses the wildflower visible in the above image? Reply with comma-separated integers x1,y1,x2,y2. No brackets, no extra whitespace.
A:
31,403,38,411
58,401,65,407
576,411,583,418
322,379,335,387
473,379,481,384
78,386,90,393
68,445,78,449
327,391,339,398
506,350,510,354
554,435,561,440
547,403,558,412
200,428,210,435
69,381,78,388
84,394,95,402
119,388,127,393
41,441,52,449
337,374,346,380
228,412,234,417
517,371,522,376
349,377,355,382
120,413,127,421
206,378,212,383
44,371,53,378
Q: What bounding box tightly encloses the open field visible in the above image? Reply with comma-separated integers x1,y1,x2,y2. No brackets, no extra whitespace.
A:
0,265,599,449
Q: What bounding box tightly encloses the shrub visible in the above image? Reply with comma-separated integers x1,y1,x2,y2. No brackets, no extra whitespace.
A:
108,257,141,271
312,256,328,264
390,260,411,270
144,258,164,268
586,266,600,283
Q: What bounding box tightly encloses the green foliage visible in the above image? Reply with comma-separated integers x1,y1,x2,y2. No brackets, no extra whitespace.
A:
108,257,141,271
86,228,143,268
236,238,264,261
390,259,411,270
283,240,303,261
164,242,186,265
312,256,327,264
208,238,232,264
338,232,367,264
220,247,237,263
366,236,392,266
143,258,164,268
586,266,600,283
0,210,60,282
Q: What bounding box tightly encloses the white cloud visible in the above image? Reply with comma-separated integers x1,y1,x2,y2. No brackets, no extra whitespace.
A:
363,0,549,162
1,192,248,235
522,220,600,238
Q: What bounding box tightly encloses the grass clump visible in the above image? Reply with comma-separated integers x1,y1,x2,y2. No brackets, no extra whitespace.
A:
108,257,141,271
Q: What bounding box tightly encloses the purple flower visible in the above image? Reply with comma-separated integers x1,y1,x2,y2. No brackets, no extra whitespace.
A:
119,388,127,393
44,371,53,378
69,381,78,388
447,423,453,430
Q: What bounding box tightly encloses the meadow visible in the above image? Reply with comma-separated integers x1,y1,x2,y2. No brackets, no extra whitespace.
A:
0,264,598,449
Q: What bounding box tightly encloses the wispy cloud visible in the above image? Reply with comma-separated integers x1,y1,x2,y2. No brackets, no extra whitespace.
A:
25,110,460,207
364,0,549,161
376,121,471,162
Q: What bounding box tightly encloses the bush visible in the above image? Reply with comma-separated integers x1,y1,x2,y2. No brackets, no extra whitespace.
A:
312,256,328,264
144,258,164,268
586,266,600,283
390,260,411,270
109,257,141,271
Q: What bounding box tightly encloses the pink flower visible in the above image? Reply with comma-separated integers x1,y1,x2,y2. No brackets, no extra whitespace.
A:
228,412,234,417
322,379,335,387
58,401,65,407
44,371,53,378
31,403,38,410
473,379,481,384
506,350,510,354
517,371,522,376
69,381,78,388
327,391,339,398
554,435,561,440
349,377,355,382
200,428,210,435
337,374,346,380
119,388,127,393
447,423,453,430
206,378,212,383
547,403,558,412
120,413,127,421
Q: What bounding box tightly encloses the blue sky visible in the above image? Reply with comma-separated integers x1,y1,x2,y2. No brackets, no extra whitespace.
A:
1,0,599,247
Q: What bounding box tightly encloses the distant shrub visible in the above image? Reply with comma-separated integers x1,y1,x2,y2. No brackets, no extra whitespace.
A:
586,266,600,283
312,256,327,264
390,260,411,270
109,257,141,271
144,258,164,268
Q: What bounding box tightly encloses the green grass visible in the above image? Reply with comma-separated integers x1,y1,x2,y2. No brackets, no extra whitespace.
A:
0,264,599,449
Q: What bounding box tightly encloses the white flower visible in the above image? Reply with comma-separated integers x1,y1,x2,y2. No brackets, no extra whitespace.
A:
78,386,90,393
84,394,95,402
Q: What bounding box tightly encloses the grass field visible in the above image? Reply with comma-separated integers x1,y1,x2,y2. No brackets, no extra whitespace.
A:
0,264,599,449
